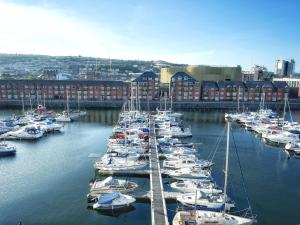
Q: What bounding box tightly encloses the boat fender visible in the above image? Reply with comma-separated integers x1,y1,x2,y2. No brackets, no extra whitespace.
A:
178,220,184,225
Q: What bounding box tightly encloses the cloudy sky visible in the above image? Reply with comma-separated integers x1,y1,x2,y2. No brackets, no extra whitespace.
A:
0,0,299,71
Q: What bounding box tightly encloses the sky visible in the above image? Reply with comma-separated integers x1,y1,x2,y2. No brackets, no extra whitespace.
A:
0,0,299,71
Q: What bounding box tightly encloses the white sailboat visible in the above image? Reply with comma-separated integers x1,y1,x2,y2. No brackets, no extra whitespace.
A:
172,122,255,225
55,92,72,122
170,180,222,194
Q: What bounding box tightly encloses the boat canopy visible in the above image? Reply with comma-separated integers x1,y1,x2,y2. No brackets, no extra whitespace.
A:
98,192,119,204
102,176,120,186
288,130,300,135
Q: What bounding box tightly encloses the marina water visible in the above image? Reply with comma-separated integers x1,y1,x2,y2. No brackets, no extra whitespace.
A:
0,109,299,225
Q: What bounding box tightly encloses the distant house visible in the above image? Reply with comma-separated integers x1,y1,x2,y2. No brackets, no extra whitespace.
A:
201,81,219,101
131,71,159,100
245,81,274,102
56,72,73,80
217,80,246,101
273,81,289,101
170,72,201,101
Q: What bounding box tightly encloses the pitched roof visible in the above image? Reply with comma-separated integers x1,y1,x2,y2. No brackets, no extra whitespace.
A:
0,79,127,86
201,81,218,88
245,81,274,88
171,72,197,82
133,71,158,82
217,80,246,88
272,81,289,89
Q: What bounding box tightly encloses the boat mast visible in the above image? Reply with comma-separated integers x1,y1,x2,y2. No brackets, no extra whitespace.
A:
136,83,138,112
21,94,25,115
237,87,240,113
170,87,173,111
222,121,230,217
29,96,32,111
67,90,70,114
283,92,287,120
77,91,80,111
43,93,46,108
164,93,167,111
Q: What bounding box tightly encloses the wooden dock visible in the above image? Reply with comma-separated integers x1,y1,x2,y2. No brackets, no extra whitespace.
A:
149,116,169,225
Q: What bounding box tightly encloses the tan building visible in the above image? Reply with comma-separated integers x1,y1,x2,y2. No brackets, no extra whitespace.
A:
160,65,242,84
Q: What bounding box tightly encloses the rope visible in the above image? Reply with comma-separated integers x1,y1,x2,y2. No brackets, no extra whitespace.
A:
230,128,254,218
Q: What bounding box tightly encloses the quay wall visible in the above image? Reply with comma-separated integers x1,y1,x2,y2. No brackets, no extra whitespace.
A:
1,99,300,111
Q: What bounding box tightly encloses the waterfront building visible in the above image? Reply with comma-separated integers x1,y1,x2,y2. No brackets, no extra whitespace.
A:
169,72,201,101
160,65,242,84
130,71,159,101
217,81,246,101
242,71,257,81
275,59,295,77
201,81,219,101
0,75,289,105
273,77,300,88
272,81,289,101
0,80,128,102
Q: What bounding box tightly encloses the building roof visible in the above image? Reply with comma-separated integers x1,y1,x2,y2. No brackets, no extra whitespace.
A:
133,71,158,82
0,79,127,87
171,72,197,82
245,81,274,89
201,81,218,88
217,80,246,88
272,81,289,89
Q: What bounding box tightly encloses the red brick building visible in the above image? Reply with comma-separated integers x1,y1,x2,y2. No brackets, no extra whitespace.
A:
131,71,159,101
169,72,201,101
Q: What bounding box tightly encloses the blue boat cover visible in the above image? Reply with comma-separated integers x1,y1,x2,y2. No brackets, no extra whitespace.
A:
289,130,300,134
98,192,119,204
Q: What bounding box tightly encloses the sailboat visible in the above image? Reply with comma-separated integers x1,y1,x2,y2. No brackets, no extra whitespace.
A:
173,122,255,225
55,91,72,122
69,92,87,119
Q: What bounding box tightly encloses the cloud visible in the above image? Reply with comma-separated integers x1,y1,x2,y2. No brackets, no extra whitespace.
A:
0,1,125,58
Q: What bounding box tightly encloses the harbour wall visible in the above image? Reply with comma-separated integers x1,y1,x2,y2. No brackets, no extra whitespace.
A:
1,99,300,111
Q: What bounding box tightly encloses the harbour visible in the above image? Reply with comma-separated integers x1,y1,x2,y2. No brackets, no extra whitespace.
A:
0,109,300,225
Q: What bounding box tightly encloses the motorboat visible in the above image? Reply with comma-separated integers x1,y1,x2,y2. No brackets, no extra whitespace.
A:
34,119,63,132
164,168,212,181
94,157,148,171
163,158,213,170
55,114,72,122
285,142,300,154
92,192,136,210
163,153,197,161
88,176,138,195
263,130,300,145
176,191,235,211
0,121,19,134
173,210,254,225
0,142,16,156
170,180,222,194
0,126,44,140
